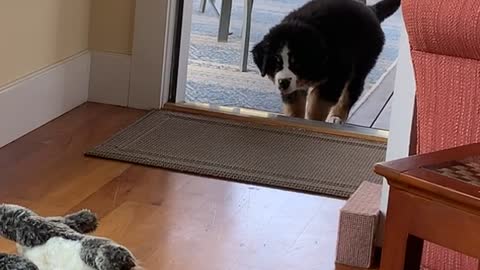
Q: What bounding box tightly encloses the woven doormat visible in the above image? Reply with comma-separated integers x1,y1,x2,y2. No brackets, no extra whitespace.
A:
86,111,386,198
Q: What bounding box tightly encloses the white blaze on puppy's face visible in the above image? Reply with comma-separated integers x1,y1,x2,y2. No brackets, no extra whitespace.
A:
274,45,297,94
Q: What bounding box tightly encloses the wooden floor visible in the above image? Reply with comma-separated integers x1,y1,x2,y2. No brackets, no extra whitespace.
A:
0,102,373,270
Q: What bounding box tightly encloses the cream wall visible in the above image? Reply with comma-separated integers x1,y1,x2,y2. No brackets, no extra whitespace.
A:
89,0,136,55
0,0,91,88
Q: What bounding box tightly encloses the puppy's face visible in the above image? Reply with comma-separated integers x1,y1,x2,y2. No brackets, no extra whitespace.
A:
252,24,327,95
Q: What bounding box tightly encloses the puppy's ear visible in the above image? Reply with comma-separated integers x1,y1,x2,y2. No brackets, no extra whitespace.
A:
252,40,268,77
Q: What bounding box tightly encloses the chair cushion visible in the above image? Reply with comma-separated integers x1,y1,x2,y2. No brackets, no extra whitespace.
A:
403,0,480,60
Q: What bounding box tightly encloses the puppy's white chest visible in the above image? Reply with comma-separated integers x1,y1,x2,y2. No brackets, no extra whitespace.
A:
20,237,95,270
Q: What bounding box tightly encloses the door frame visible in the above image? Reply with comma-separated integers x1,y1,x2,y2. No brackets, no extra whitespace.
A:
127,0,416,150
128,0,417,247
127,0,186,109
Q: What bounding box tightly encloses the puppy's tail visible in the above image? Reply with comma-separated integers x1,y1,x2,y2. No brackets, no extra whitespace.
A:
369,0,401,22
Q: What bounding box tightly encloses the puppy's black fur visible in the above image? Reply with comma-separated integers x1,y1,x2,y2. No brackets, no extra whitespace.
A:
252,0,401,112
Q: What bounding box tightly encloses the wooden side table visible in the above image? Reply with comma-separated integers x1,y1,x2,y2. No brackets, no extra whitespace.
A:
375,143,480,270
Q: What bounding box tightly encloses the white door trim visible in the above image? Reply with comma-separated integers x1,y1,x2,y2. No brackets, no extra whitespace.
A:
88,51,131,106
128,0,193,109
377,11,416,246
128,0,175,109
175,0,193,103
160,0,182,107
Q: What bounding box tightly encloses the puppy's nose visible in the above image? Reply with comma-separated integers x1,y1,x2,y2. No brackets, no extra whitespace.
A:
278,78,292,91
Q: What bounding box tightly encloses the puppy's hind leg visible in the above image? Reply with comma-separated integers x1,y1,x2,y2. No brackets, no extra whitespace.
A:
306,87,335,121
308,66,351,123
327,81,351,124
328,71,369,124
282,90,307,118
329,53,379,124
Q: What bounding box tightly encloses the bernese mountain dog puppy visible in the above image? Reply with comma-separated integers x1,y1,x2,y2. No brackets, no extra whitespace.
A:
252,0,401,123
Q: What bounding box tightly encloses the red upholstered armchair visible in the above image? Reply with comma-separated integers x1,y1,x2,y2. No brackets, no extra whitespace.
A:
402,0,480,269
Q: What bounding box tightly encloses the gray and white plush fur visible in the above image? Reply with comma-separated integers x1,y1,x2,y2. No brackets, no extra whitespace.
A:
0,252,39,270
0,204,140,270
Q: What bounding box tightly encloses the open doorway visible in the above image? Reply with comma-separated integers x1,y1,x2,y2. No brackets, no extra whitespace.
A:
170,0,402,131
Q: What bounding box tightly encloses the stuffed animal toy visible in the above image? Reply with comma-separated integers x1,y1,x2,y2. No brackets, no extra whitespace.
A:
0,204,140,270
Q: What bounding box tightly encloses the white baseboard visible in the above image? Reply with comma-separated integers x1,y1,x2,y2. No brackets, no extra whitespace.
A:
88,51,132,106
0,51,90,148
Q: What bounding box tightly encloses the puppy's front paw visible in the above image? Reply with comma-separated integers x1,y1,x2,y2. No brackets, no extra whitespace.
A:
326,116,344,124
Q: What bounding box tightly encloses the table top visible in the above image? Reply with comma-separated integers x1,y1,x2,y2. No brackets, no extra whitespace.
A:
375,143,480,206
426,156,480,186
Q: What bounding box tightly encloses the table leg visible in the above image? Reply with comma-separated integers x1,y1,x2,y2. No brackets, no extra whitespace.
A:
240,0,253,71
382,232,424,270
380,189,424,270
200,0,207,12
218,0,232,42
405,235,424,269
